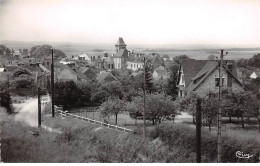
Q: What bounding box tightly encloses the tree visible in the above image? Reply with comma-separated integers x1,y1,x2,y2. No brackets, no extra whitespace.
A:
0,81,12,114
237,58,248,68
201,92,218,131
53,81,83,110
154,78,168,94
173,55,192,65
10,68,35,96
128,93,179,125
207,55,216,60
98,97,125,125
146,93,179,124
165,63,179,100
90,80,124,104
0,45,11,56
248,53,260,68
162,54,170,59
30,45,65,60
76,81,92,106
143,61,154,94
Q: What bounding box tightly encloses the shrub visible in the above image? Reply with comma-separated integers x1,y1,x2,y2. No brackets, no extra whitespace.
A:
148,123,260,163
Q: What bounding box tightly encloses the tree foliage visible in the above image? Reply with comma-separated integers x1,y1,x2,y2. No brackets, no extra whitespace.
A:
207,55,216,60
30,45,65,60
10,68,35,95
143,61,154,94
165,63,179,100
0,81,13,114
248,53,260,68
126,93,179,125
173,55,192,64
0,45,11,56
98,97,125,125
53,81,83,110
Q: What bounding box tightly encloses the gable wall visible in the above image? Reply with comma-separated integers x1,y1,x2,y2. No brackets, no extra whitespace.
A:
193,68,244,96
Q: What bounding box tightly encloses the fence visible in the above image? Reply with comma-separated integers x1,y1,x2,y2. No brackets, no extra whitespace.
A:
54,106,133,133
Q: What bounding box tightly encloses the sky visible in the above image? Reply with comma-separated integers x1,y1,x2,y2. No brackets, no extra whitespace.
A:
0,0,260,46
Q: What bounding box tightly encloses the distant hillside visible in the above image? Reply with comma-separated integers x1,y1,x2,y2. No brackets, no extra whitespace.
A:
1,40,259,60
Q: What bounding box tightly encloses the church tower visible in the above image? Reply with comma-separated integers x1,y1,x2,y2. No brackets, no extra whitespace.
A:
115,37,126,52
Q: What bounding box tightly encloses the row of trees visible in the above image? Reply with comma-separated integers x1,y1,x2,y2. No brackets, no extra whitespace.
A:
179,90,260,132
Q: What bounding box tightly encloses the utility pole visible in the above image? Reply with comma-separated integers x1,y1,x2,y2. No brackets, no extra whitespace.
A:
38,87,41,127
51,49,55,117
217,49,224,163
7,74,9,93
143,57,146,139
196,98,202,163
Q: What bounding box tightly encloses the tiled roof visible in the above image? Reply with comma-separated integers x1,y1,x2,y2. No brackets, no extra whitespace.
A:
114,48,128,58
96,71,118,83
186,61,218,92
115,37,126,46
79,67,90,74
182,60,244,93
181,60,207,86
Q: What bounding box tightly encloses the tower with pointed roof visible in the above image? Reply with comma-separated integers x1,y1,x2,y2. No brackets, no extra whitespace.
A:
115,37,126,52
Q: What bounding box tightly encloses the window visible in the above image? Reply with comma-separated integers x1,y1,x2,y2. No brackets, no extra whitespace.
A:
215,77,225,87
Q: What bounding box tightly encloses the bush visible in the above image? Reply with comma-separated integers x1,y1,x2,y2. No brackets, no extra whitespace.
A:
148,123,260,163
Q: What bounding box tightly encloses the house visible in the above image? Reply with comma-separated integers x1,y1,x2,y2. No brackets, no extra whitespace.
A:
250,69,260,79
56,65,87,82
177,60,244,98
72,53,91,61
96,71,119,84
96,54,114,70
147,54,165,69
126,53,144,71
60,57,73,65
153,66,169,80
78,67,96,79
112,37,130,69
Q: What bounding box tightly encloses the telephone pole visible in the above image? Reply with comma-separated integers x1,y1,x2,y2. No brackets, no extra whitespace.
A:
217,49,224,163
196,98,202,163
51,49,55,117
143,57,146,139
38,87,41,127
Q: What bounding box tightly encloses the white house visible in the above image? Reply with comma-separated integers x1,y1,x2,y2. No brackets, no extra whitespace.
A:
72,53,91,61
153,66,169,80
250,69,260,79
126,61,144,71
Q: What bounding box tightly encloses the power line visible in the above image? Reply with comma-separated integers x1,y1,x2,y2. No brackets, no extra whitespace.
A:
51,49,55,117
143,56,146,139
217,49,224,163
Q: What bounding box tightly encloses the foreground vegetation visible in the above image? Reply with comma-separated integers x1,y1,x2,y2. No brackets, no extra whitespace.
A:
1,110,259,163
